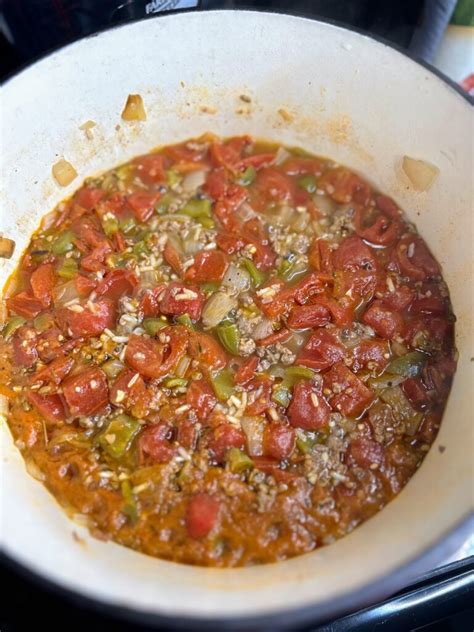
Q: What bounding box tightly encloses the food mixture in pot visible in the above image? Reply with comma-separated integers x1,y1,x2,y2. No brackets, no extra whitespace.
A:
0,135,456,566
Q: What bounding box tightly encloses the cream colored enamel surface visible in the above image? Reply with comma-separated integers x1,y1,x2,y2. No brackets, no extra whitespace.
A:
1,10,473,621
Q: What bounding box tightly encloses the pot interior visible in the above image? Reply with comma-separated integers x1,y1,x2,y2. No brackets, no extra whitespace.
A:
1,10,472,623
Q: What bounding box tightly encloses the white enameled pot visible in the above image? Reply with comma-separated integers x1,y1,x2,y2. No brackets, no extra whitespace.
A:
1,10,473,629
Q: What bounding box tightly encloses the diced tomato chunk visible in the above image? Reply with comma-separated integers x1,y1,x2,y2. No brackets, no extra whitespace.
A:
319,167,370,204
254,167,293,203
95,269,138,302
245,378,272,415
401,377,431,412
354,206,401,246
186,493,220,539
164,142,207,164
297,329,344,371
234,153,276,171
109,369,150,417
184,250,229,283
324,363,374,416
81,241,112,273
235,356,259,385
126,327,188,380
256,328,291,347
203,168,229,200
188,332,227,370
384,285,415,311
263,423,295,460
12,326,38,368
159,282,204,321
208,424,245,463
75,187,105,210
308,239,334,272
396,236,440,281
288,380,330,430
163,240,183,276
288,304,331,329
62,366,109,417
74,217,106,248
27,391,67,423
133,153,167,185
57,299,116,338
75,275,97,296
209,136,251,170
362,301,403,339
177,418,198,450
349,438,385,469
30,263,56,308
282,156,323,176
186,379,217,421
32,356,74,386
351,339,390,372
127,191,161,223
138,423,175,463
7,291,44,319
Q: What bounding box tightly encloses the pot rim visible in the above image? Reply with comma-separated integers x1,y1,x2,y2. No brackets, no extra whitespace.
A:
1,7,473,107
1,8,472,628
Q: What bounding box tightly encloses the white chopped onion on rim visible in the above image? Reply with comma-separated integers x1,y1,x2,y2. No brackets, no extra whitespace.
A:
402,156,439,192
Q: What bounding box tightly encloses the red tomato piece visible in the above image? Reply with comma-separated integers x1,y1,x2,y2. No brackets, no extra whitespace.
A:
210,136,251,170
133,153,167,185
30,263,56,308
308,239,334,272
383,285,415,311
324,363,374,416
216,233,246,255
186,493,220,539
410,296,447,315
138,423,175,463
186,379,217,421
293,272,332,305
110,369,150,416
362,300,403,339
375,194,400,220
74,187,105,211
164,142,207,164
159,282,204,321
354,206,401,246
62,366,109,417
95,269,138,302
184,250,229,283
27,391,67,423
75,275,97,297
256,328,291,347
214,186,248,231
81,242,112,273
177,419,198,450
297,329,344,371
234,153,276,171
126,327,188,380
12,326,38,368
254,167,293,202
288,304,331,329
319,167,371,204
396,236,440,281
127,191,161,223
245,378,272,415
203,168,229,200
208,424,246,463
163,240,183,276
333,235,377,272
351,339,390,372
263,423,295,460
235,356,259,385
36,328,76,363
7,291,44,319
282,156,323,176
74,218,105,248
401,377,431,412
188,332,227,370
57,299,116,338
287,380,330,430
349,438,385,469
139,285,165,318
32,356,74,386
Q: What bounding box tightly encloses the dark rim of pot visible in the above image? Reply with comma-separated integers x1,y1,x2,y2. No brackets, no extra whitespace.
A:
1,7,473,629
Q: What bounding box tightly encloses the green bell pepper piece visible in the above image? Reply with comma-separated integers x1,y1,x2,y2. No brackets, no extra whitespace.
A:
52,230,75,255
227,448,254,473
236,166,256,186
162,376,188,389
58,257,78,280
101,358,125,379
297,174,317,193
120,217,137,234
166,169,181,188
216,322,240,355
143,318,168,336
176,314,194,330
272,385,291,408
197,217,216,229
210,369,235,401
102,216,119,237
241,258,265,288
97,414,141,459
285,365,316,383
386,352,427,378
121,480,138,522
181,198,212,219
33,312,51,332
2,316,26,341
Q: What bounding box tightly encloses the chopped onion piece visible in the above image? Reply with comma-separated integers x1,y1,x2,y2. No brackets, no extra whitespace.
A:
292,210,310,232
0,236,15,259
202,292,237,329
241,416,264,457
274,146,290,165
25,459,46,481
52,159,77,187
252,318,274,341
176,355,191,378
181,170,207,193
284,330,308,354
52,280,80,306
402,156,439,192
79,120,96,140
222,264,251,294
121,94,147,121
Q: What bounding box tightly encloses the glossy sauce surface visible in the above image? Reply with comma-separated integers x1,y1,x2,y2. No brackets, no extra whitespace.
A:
1,135,456,566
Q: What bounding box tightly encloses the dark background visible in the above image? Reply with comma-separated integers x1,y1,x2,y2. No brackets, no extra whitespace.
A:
1,0,472,630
